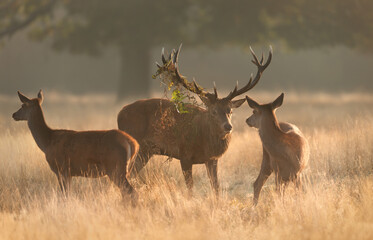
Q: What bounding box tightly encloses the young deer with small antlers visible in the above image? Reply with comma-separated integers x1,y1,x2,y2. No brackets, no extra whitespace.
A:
118,45,272,196
13,90,139,199
245,93,309,205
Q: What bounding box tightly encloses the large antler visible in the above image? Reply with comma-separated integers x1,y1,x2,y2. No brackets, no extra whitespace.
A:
155,44,218,101
224,46,272,100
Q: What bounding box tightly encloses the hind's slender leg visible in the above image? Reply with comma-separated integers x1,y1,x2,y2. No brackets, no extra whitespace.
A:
53,157,72,197
57,172,71,197
281,181,289,198
275,172,283,194
128,148,152,178
109,169,138,202
253,149,272,205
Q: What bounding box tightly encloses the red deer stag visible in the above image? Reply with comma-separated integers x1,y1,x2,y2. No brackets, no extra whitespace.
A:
245,93,309,205
118,45,272,195
12,90,139,199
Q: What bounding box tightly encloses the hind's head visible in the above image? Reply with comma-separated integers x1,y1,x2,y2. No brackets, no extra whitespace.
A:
245,93,284,129
12,90,44,121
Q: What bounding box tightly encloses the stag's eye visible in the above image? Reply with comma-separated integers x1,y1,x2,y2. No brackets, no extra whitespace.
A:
212,109,218,115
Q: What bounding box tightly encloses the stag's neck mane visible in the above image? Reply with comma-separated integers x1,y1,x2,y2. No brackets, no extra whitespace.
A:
27,105,53,152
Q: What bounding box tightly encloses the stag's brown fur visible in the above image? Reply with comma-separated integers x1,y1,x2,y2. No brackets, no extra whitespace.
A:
245,93,309,205
118,98,235,194
13,90,139,199
118,45,272,195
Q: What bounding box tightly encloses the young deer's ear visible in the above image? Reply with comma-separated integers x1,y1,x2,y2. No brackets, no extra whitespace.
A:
231,98,245,108
17,91,31,103
37,89,44,104
271,93,284,110
245,96,260,109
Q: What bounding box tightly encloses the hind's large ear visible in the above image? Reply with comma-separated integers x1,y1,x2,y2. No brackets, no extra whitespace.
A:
245,96,260,109
17,91,31,103
37,89,44,104
271,93,284,110
231,98,245,108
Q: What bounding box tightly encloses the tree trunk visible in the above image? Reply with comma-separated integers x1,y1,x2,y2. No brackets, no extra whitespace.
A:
117,45,151,100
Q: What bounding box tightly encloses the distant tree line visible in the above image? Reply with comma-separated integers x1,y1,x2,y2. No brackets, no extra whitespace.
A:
1,0,372,97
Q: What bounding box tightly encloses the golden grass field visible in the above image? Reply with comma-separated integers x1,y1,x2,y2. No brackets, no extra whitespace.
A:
0,90,373,240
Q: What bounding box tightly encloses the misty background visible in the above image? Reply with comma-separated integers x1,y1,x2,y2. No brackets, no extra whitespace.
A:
0,0,372,98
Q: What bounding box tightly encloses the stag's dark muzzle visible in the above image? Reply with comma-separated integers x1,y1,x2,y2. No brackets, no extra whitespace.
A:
223,123,232,132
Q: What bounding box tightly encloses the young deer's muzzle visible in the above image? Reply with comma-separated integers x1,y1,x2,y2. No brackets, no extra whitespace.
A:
12,110,23,121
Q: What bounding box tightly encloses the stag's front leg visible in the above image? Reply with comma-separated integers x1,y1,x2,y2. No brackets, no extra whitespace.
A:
205,159,219,197
180,160,193,196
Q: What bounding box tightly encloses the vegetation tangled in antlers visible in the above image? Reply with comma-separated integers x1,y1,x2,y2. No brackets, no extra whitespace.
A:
153,45,202,114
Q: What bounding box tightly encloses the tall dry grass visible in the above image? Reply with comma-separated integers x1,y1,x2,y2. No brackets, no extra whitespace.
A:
0,91,372,240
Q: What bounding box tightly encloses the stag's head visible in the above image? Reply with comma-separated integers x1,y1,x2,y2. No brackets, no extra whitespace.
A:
155,45,272,137
12,90,44,121
245,93,284,129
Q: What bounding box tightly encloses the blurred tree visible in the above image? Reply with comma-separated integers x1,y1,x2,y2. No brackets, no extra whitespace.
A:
0,0,56,39
1,0,372,98
196,0,373,50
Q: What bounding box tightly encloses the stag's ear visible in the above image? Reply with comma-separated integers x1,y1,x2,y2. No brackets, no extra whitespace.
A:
17,91,31,103
271,93,284,110
231,98,245,108
37,89,44,104
245,96,260,109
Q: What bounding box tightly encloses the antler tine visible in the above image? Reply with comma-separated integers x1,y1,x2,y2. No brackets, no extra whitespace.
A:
193,78,204,95
172,49,178,64
155,44,212,97
250,46,260,65
233,81,238,93
260,52,264,64
224,46,273,100
161,48,167,64
172,44,183,64
248,73,253,85
264,45,273,68
213,81,218,98
173,47,183,82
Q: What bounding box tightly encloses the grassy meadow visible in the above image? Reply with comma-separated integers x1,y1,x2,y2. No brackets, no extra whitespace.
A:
0,90,373,240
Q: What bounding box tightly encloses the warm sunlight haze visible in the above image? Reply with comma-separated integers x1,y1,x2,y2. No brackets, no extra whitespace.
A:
1,1,373,239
